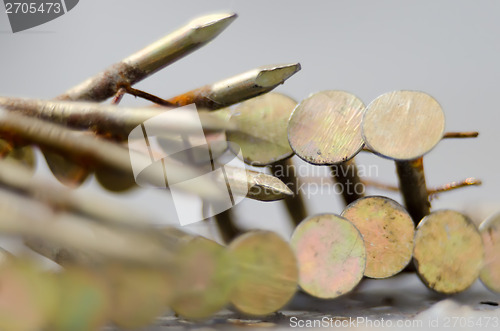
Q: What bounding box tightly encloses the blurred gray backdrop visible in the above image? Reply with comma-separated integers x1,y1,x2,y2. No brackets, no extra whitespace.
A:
1,0,498,241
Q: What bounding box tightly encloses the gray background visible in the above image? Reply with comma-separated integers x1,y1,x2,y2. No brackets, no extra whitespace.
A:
0,0,499,239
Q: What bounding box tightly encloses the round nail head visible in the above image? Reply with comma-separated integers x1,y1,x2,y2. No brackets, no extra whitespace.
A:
171,237,236,320
342,196,415,278
227,93,296,166
290,214,366,299
413,210,483,294
228,230,298,316
479,213,500,293
288,91,365,165
362,91,445,160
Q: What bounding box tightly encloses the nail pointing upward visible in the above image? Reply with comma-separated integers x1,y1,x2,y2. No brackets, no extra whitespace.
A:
125,12,238,76
188,13,238,42
168,63,302,110
60,12,237,102
254,63,302,87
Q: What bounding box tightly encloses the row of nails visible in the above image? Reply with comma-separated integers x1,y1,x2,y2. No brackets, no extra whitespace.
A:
0,11,494,329
0,90,480,226
0,10,479,230
0,185,498,329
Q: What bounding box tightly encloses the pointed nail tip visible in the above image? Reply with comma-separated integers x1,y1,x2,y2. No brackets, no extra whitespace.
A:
256,63,301,87
193,12,238,30
261,63,301,72
283,187,294,196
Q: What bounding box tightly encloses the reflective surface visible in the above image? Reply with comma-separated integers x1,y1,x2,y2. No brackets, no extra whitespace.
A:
228,231,298,316
479,213,500,293
227,93,296,166
413,210,483,294
342,196,414,278
290,214,366,299
362,91,445,160
288,91,365,165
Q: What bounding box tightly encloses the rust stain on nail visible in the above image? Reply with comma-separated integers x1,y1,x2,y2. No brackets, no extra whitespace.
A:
413,210,483,294
342,196,414,278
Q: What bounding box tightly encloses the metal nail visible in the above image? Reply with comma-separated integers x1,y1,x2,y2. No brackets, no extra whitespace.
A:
342,196,414,278
58,13,237,102
478,212,500,293
288,90,366,205
362,91,446,225
413,210,483,294
167,63,301,110
228,230,298,315
290,213,366,299
226,92,307,225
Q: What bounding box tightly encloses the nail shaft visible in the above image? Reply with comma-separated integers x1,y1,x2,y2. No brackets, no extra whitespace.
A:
0,111,226,200
166,63,301,110
0,189,176,267
0,96,236,140
270,158,308,226
331,159,365,205
395,157,430,225
58,13,237,102
44,14,235,184
213,209,241,244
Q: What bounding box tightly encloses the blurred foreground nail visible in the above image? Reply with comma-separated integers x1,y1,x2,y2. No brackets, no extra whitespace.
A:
227,93,296,166
104,264,174,329
288,91,366,205
479,212,500,293
362,91,446,225
290,214,366,299
228,231,298,316
51,267,110,331
212,208,241,244
94,166,137,193
167,64,301,110
342,196,414,278
0,97,236,140
227,92,307,225
170,236,236,320
0,139,36,171
413,210,483,294
0,260,58,331
0,112,228,200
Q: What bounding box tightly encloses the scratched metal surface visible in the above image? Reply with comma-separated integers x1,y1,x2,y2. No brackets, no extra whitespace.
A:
288,91,365,165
